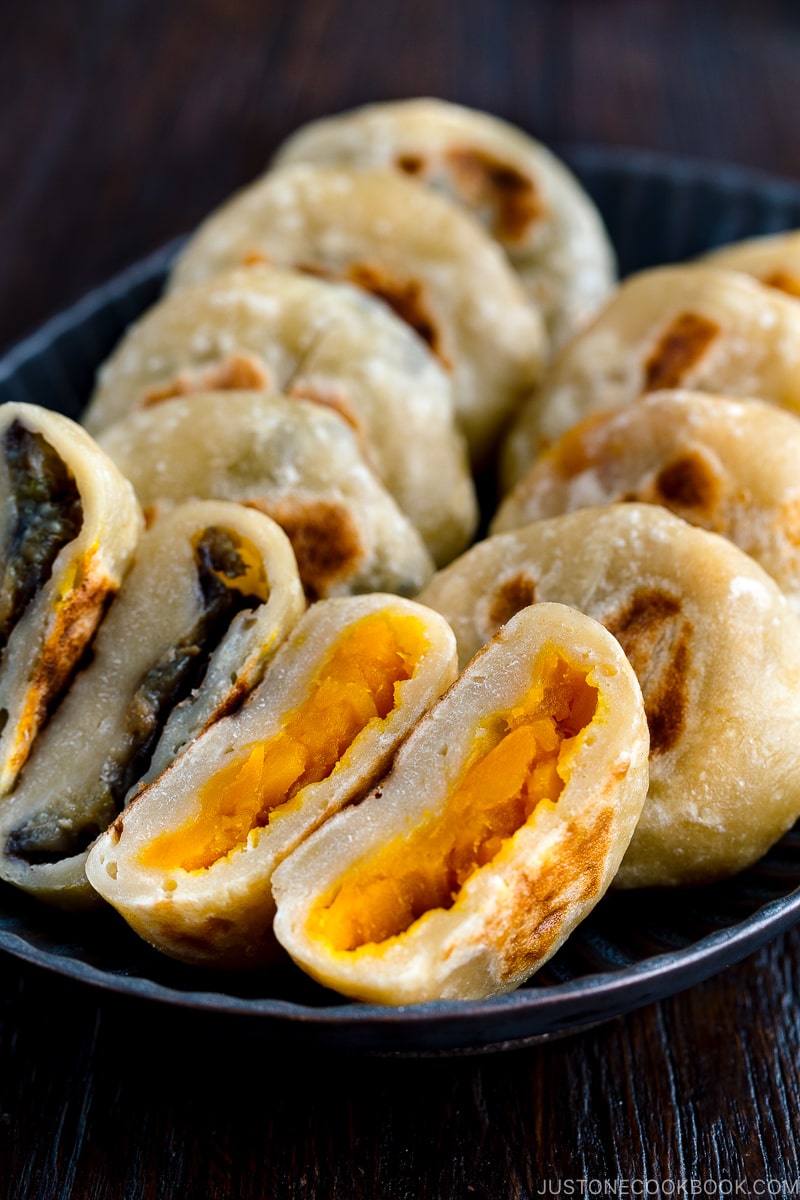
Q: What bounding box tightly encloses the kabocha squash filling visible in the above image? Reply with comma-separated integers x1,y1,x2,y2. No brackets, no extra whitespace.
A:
309,653,599,953
0,420,83,652
4,526,267,865
139,612,429,873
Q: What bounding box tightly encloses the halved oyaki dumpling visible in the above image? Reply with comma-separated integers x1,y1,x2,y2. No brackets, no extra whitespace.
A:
492,390,800,612
501,264,800,489
83,264,477,566
271,97,617,352
702,229,800,300
85,594,458,966
270,602,648,1005
168,163,545,462
0,500,305,908
0,403,142,797
419,504,800,887
95,391,434,600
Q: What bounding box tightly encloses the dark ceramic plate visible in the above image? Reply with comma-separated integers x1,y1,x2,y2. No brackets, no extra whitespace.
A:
3,146,800,1056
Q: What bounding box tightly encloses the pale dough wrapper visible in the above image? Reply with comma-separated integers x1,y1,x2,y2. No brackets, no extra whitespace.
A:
492,390,800,612
418,504,800,887
85,594,459,967
0,500,305,908
501,264,800,490
0,403,142,797
272,96,617,353
95,391,435,601
83,264,477,566
271,602,648,1005
701,229,800,299
168,162,545,463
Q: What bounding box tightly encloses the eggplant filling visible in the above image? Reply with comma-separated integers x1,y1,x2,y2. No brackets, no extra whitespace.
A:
4,527,266,865
0,420,83,653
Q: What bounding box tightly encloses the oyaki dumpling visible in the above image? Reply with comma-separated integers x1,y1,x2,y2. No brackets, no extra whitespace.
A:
83,264,477,566
0,403,142,797
492,390,800,612
271,602,648,1005
0,500,305,909
168,162,545,463
501,264,800,490
418,503,800,887
85,594,458,967
95,390,435,601
702,229,800,300
271,96,617,352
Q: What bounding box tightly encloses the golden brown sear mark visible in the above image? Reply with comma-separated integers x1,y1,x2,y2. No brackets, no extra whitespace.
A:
549,412,613,480
488,573,537,629
779,496,800,548
295,259,450,369
763,270,800,300
9,565,117,781
445,146,543,243
653,449,721,516
242,249,270,267
487,807,613,981
395,153,426,176
286,381,362,437
141,354,272,408
346,263,450,368
642,312,719,393
603,588,691,756
245,496,363,602
285,381,373,468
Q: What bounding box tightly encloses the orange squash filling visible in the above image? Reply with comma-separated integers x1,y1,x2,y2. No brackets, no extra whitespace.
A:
309,652,599,953
138,612,428,872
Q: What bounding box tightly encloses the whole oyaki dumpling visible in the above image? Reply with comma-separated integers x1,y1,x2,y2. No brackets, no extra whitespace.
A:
501,264,800,490
84,264,477,567
168,162,546,464
271,96,617,353
492,390,800,614
96,391,435,602
418,503,800,888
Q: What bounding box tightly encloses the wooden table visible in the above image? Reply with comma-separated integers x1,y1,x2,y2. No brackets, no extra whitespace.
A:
2,1,800,1194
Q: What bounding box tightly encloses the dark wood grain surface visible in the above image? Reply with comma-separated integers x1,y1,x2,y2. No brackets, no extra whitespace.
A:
3,1,800,1196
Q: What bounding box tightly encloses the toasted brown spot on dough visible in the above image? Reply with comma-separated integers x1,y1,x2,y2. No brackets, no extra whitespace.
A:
779,497,800,547
8,566,117,780
346,262,450,368
245,497,363,602
295,259,450,368
603,589,691,756
445,146,543,243
488,573,538,629
286,381,362,436
141,354,272,408
550,411,617,479
395,153,425,176
488,807,613,981
242,249,270,267
763,270,800,300
653,449,721,515
643,312,719,392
